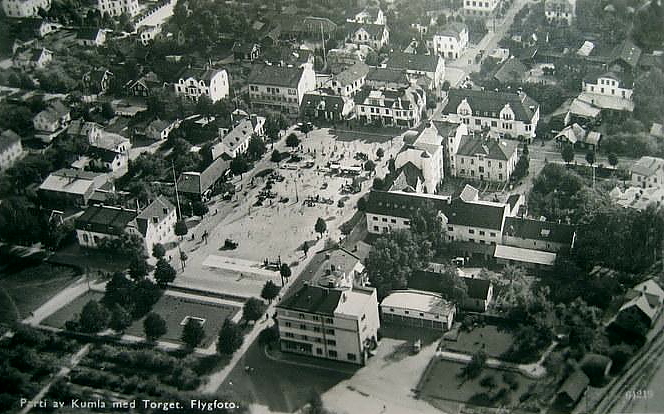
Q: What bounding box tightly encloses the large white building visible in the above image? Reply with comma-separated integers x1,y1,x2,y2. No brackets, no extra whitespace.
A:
329,62,370,97
545,0,576,25
430,22,469,60
248,64,316,116
2,0,51,17
174,67,230,103
354,86,426,128
582,71,633,101
97,0,139,17
442,89,540,141
347,6,386,25
135,196,177,252
394,123,445,193
211,115,265,159
449,134,519,182
275,247,379,365
463,0,499,16
381,290,456,331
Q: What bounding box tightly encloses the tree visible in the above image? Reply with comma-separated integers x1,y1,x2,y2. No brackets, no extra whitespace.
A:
438,266,469,305
280,263,292,285
247,135,267,160
78,300,109,333
181,318,205,348
149,242,166,260
143,312,167,341
585,150,595,166
129,255,149,281
217,318,243,354
230,156,249,178
109,304,132,333
561,144,575,164
195,95,214,121
261,280,281,303
192,200,209,217
131,279,162,318
103,272,135,310
271,149,282,162
154,258,177,287
364,159,376,172
315,217,327,238
608,152,618,167
357,197,367,212
633,68,664,126
297,122,314,138
304,390,329,414
265,112,288,141
101,102,115,119
0,197,43,245
286,133,300,148
461,350,487,379
512,153,529,180
243,297,266,323
376,148,385,159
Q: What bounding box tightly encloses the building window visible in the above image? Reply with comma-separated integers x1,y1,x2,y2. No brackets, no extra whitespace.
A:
328,350,337,357
325,328,335,335
447,226,453,231
327,339,336,346
316,348,323,355
469,229,475,234
299,324,307,330
299,313,305,319
347,353,357,361
285,322,291,327
325,318,333,324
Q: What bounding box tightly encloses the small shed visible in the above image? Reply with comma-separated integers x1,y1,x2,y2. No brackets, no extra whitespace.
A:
556,370,590,409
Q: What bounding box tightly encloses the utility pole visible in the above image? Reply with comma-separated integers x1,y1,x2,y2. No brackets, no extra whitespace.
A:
172,162,182,219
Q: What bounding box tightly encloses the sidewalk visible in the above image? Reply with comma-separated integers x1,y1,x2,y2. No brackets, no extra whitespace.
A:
436,349,548,379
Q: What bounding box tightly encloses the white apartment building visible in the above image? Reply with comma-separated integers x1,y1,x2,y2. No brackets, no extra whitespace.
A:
276,283,380,365
211,115,265,159
631,156,664,189
430,22,469,60
174,67,230,103
545,0,576,25
463,0,499,16
345,22,390,51
329,62,370,97
449,134,519,182
582,71,633,101
136,196,177,252
354,86,426,128
2,0,51,17
442,89,540,141
394,123,445,193
248,64,316,116
97,0,139,17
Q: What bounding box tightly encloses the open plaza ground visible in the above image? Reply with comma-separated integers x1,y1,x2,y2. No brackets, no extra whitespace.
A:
172,127,406,300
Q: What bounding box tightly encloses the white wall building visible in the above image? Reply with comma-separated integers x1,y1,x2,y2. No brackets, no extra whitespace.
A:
582,71,633,101
545,0,576,25
631,156,664,189
431,22,469,60
0,130,23,170
248,64,316,116
174,67,230,103
136,196,177,252
463,0,499,16
354,86,426,129
449,134,519,182
75,205,141,248
97,0,139,17
2,0,51,18
381,290,456,331
394,123,445,193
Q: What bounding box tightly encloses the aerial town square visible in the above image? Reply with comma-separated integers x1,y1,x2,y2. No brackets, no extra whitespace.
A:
1,0,664,413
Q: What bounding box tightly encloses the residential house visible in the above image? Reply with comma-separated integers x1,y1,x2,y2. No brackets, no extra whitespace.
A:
582,71,633,102
650,123,664,140
126,72,162,97
13,47,52,69
463,0,499,16
554,123,601,150
96,0,139,17
138,25,162,46
67,120,103,143
276,280,379,365
87,132,130,177
33,100,70,141
430,22,468,59
77,28,106,47
384,52,445,92
2,0,51,17
381,290,456,331
610,185,664,210
620,279,664,327
174,67,230,103
75,205,140,248
502,216,576,253
365,67,411,90
83,68,114,94
145,118,180,141
38,168,112,208
177,155,232,201
248,64,316,116
0,130,23,170
136,196,177,252
389,162,425,193
21,18,62,38
609,40,641,73
211,115,265,160
493,57,529,84
410,266,494,312
441,89,540,141
449,133,519,182
556,370,590,410
354,86,426,128
348,6,385,25
394,122,445,193
329,62,370,97
300,91,355,122
345,22,389,51
545,0,576,25
631,156,664,188
232,42,260,61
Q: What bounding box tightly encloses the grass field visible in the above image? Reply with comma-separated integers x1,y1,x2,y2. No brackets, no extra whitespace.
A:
41,290,103,328
419,359,537,409
126,295,239,347
443,325,515,359
0,263,79,324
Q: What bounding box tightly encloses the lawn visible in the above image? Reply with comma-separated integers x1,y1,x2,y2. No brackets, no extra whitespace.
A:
41,290,103,328
0,263,79,324
443,324,515,359
125,295,239,347
418,359,538,409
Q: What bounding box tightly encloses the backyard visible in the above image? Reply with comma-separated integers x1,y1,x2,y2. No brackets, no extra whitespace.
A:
443,324,516,359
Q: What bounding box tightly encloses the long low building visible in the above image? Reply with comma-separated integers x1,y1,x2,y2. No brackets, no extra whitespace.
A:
381,290,456,331
493,244,557,268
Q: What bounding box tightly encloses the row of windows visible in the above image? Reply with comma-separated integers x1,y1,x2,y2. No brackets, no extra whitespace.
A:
284,312,334,324
457,168,504,180
282,321,335,335
460,158,504,168
371,216,410,226
251,94,298,104
359,106,414,117
588,85,628,98
465,0,491,7
448,226,496,238
283,332,336,345
386,308,441,319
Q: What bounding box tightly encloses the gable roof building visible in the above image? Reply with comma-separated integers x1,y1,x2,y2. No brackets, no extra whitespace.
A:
365,67,411,89
38,168,111,208
345,22,390,51
450,134,519,182
174,67,229,103
503,216,576,252
75,205,140,248
630,156,664,189
300,91,355,122
354,85,426,128
177,155,232,201
394,123,445,193
248,63,316,115
384,52,445,90
135,195,177,251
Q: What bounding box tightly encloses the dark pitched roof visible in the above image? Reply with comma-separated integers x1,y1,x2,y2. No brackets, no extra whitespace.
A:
301,92,346,113
503,217,575,245
558,370,590,403
346,22,386,37
385,52,440,73
88,146,120,163
365,190,451,219
366,67,410,84
610,40,642,68
75,206,137,235
410,268,492,300
177,155,231,195
248,64,305,88
177,67,225,83
77,27,102,40
445,198,506,230
443,89,538,122
390,162,424,191
136,196,175,237
493,57,528,83
456,135,518,161
277,284,342,316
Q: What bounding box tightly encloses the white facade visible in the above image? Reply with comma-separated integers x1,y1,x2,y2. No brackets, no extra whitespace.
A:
583,74,633,101
446,221,503,245
97,0,139,17
381,290,456,331
367,212,414,234
137,197,177,252
2,0,50,17
175,69,230,103
631,156,664,189
0,132,23,170
431,25,469,60
463,0,499,16
276,286,380,365
449,135,519,182
545,0,575,25
355,87,426,129
138,25,162,45
248,65,316,116
394,125,445,193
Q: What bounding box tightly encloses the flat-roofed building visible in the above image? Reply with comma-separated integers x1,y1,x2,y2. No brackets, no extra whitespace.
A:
381,290,456,331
